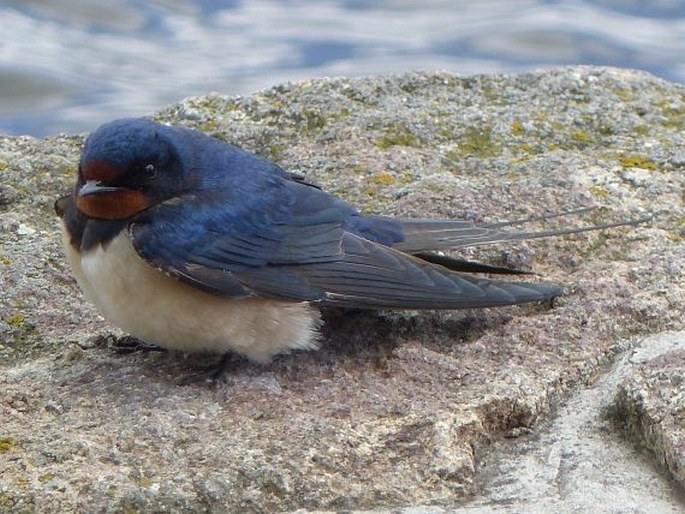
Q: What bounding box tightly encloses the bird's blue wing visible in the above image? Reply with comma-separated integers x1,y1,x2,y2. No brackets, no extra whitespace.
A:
131,175,357,299
131,174,561,308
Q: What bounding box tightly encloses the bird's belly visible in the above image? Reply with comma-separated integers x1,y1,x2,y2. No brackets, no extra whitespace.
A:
63,230,320,361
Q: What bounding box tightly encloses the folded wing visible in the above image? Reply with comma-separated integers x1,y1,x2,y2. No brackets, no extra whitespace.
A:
131,182,562,309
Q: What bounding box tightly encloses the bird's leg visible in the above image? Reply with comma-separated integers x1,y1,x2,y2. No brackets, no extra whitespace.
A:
177,352,247,385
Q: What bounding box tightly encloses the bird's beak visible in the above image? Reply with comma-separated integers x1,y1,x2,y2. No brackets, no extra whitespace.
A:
75,180,149,220
78,180,124,197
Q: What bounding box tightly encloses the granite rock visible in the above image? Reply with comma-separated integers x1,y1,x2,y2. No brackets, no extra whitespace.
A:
0,66,683,513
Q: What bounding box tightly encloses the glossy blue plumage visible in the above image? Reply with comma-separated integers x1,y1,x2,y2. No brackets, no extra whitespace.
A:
61,118,564,314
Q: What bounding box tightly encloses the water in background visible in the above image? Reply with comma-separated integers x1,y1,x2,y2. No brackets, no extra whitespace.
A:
1,0,684,136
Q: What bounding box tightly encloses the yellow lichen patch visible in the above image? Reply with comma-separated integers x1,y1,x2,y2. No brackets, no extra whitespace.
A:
0,437,19,453
511,119,525,136
196,119,218,132
667,232,684,243
302,111,326,131
616,153,657,170
512,142,536,157
589,186,610,199
443,149,461,164
612,87,633,101
632,125,650,136
7,314,25,326
137,477,156,488
458,126,500,158
0,493,16,509
376,123,421,149
369,172,395,186
570,130,591,144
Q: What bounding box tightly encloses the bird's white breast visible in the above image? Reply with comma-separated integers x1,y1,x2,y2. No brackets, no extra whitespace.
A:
62,228,321,361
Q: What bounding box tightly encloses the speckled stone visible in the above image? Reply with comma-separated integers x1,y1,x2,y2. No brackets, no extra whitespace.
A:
0,66,683,513
614,332,685,487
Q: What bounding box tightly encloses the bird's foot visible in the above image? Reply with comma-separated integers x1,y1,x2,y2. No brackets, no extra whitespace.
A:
108,335,166,354
177,352,247,385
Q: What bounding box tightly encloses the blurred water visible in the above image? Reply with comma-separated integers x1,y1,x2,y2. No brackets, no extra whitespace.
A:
1,0,684,136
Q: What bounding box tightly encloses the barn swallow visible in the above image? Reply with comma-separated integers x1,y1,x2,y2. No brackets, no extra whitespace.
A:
55,118,640,362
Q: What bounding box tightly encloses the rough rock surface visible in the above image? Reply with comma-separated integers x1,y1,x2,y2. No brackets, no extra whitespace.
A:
0,67,683,513
613,332,685,487
458,330,685,514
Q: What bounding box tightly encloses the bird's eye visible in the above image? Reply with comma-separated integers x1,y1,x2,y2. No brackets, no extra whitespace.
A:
143,163,158,180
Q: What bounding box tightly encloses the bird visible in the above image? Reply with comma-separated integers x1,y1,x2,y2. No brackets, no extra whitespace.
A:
55,117,640,363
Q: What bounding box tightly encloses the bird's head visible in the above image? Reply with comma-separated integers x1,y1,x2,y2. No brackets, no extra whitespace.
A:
75,118,185,220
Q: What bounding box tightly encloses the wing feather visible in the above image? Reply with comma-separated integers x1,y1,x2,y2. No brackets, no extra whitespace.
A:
131,177,562,310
